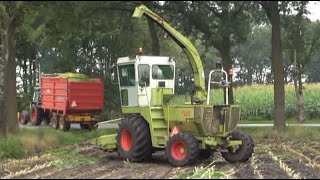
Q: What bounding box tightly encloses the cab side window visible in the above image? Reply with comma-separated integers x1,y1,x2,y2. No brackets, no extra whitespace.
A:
119,64,135,86
138,64,150,87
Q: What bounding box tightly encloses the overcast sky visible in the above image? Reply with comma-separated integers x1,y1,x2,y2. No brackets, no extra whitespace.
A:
307,1,320,21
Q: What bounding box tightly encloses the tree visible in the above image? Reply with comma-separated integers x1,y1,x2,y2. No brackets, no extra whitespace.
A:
162,1,255,104
260,1,286,131
0,1,23,137
233,25,272,85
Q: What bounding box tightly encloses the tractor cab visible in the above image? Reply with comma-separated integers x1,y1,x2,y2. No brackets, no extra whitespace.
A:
115,55,175,107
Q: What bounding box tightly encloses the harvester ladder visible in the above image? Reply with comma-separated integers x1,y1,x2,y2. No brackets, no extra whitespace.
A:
150,107,168,147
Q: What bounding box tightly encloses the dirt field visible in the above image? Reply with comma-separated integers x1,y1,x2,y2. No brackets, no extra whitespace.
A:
1,137,320,179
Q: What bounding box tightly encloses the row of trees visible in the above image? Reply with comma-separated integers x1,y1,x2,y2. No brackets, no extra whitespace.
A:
1,1,320,138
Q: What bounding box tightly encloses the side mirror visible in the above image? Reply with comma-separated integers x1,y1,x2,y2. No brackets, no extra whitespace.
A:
139,81,147,87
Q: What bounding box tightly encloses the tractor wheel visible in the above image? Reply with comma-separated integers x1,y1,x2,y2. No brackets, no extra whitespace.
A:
199,149,214,159
165,132,199,166
59,116,71,132
221,130,254,163
19,110,30,125
116,116,152,162
30,104,43,126
51,114,60,130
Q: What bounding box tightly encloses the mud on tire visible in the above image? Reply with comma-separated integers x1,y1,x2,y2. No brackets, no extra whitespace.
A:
221,130,254,163
165,132,199,166
116,116,152,162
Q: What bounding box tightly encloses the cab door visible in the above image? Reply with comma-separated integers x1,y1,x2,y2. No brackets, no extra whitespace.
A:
118,64,138,106
137,64,151,107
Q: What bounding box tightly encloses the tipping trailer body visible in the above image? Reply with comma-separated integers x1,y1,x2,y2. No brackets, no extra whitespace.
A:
41,76,104,124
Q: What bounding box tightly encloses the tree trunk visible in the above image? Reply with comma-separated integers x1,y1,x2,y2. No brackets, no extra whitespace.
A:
219,36,234,104
247,68,253,85
6,20,18,133
261,1,286,132
293,50,305,123
4,14,18,134
297,72,304,123
0,36,8,138
147,18,160,55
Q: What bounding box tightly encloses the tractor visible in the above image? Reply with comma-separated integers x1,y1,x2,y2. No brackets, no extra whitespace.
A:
91,5,254,166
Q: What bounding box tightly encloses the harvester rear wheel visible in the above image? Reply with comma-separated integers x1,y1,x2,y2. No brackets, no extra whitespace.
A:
59,116,71,132
51,114,60,129
166,132,199,166
116,116,152,162
221,130,254,163
30,104,43,126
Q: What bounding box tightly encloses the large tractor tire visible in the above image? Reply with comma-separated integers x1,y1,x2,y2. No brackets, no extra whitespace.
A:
165,132,199,166
30,104,43,126
50,114,60,130
221,130,254,163
59,116,71,132
116,116,152,162
19,110,30,125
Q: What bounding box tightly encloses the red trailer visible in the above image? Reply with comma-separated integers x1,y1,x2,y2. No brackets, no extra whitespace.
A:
41,76,104,131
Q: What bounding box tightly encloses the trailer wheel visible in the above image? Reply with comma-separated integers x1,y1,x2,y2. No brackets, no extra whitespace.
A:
42,111,51,126
30,104,43,126
116,116,152,162
221,130,254,163
19,110,30,125
80,123,89,129
51,114,60,129
59,116,70,132
165,132,199,166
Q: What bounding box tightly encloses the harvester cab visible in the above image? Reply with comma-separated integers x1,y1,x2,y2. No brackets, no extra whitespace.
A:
116,55,175,107
91,4,254,167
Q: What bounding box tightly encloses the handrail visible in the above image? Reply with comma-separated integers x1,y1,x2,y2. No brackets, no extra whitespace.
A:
207,69,230,105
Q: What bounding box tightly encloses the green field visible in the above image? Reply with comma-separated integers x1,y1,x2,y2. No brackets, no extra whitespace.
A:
0,128,117,160
170,83,320,121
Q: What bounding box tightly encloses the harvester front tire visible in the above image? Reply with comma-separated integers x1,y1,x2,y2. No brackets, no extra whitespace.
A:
116,116,152,162
221,130,254,163
166,132,199,166
30,104,43,126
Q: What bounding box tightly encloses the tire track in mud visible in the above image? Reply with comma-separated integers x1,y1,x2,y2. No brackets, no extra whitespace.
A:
4,139,320,179
285,145,320,170
267,141,320,179
248,142,291,179
0,155,55,179
94,152,179,179
65,154,125,179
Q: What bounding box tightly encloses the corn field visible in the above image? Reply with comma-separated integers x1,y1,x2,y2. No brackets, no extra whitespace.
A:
170,83,320,120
